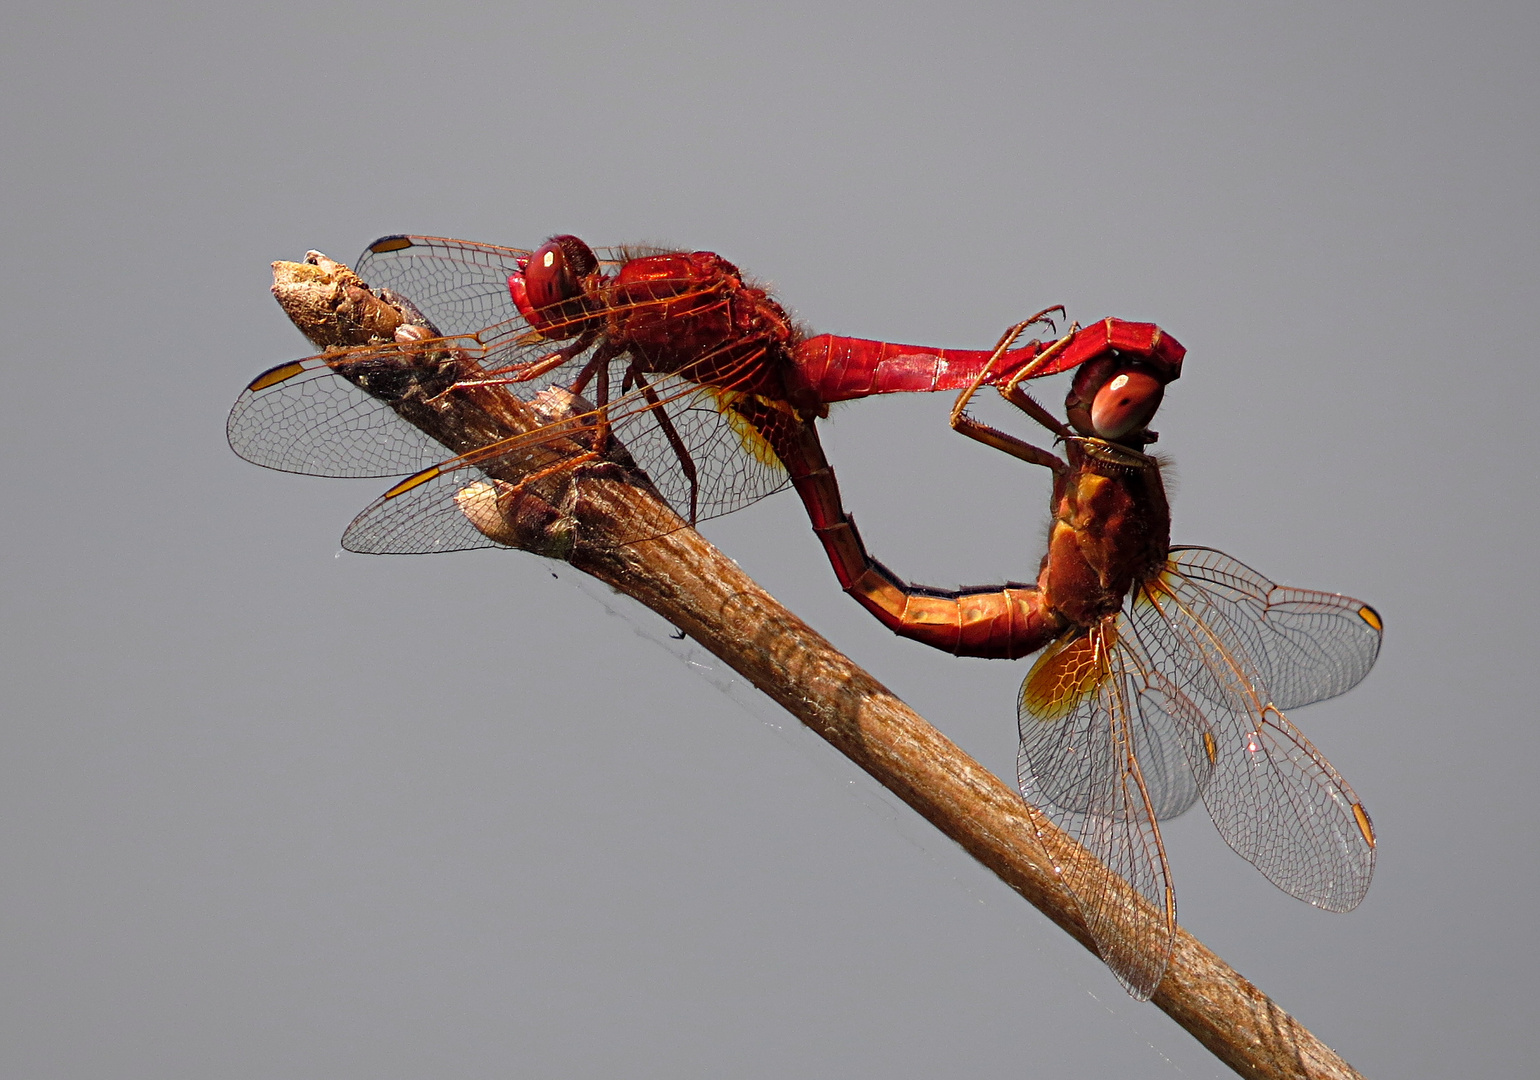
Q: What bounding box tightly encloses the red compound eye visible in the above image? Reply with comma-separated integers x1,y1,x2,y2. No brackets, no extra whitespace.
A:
516,235,598,338
524,237,586,307
1090,368,1164,440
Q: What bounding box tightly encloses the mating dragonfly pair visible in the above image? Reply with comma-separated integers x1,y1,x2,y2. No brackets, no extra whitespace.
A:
229,233,1381,1000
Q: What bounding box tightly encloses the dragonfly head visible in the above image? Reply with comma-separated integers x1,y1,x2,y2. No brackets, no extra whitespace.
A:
509,234,600,339
1066,356,1172,446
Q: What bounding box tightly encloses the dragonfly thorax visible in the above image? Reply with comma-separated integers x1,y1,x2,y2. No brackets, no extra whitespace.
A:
603,251,804,410
1043,438,1171,627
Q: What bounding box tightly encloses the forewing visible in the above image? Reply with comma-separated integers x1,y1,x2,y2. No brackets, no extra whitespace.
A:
1017,625,1214,999
353,235,529,337
1134,558,1377,911
350,236,681,341
1166,547,1382,710
229,320,606,480
338,372,793,554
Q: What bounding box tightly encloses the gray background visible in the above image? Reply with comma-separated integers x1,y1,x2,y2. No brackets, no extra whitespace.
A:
3,2,1535,1076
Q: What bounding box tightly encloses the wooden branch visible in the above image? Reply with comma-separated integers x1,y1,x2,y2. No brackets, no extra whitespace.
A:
267,255,1366,1080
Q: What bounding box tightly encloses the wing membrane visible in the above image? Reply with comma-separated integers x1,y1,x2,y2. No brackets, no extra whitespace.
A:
609,373,790,525
1165,547,1382,709
1018,624,1214,999
339,374,792,553
341,467,506,556
227,353,452,477
1017,551,1380,994
226,320,566,478
353,235,530,337
350,235,683,340
1132,557,1377,911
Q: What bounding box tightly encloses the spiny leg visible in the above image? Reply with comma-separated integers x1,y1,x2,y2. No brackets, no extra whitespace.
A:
584,358,613,459
998,326,1077,442
471,328,601,386
949,318,1072,475
496,449,602,510
567,341,619,399
948,309,1068,427
630,364,701,524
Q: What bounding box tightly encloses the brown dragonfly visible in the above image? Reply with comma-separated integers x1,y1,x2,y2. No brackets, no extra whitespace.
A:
799,321,1384,998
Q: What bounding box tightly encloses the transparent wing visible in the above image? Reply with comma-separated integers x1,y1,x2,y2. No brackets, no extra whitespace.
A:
338,374,792,554
350,234,648,339
236,253,779,486
1129,555,1378,911
1017,624,1216,999
610,372,790,525
225,319,588,478
353,235,530,337
342,467,508,555
228,348,464,478
1166,546,1382,710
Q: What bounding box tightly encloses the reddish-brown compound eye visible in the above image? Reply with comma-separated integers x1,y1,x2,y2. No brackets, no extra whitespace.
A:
1069,355,1120,405
522,235,598,338
525,236,589,307
1090,368,1165,440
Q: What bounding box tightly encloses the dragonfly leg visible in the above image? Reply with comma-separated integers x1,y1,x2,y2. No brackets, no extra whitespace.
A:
997,323,1077,401
947,313,1064,428
951,414,1068,474
998,386,1075,441
506,450,602,495
997,330,1076,442
948,320,1074,472
467,451,603,539
476,328,600,385
567,340,621,400
590,361,613,454
629,365,700,524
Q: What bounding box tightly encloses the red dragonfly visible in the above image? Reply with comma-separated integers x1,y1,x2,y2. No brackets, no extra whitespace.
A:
798,322,1384,998
228,235,1138,554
